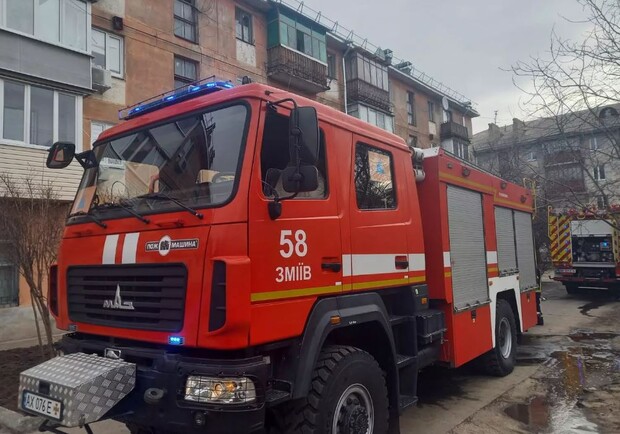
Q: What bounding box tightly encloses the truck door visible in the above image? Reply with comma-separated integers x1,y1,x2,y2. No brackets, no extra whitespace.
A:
248,108,343,309
347,138,411,290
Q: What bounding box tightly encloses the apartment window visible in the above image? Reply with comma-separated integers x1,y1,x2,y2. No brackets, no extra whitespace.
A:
0,240,19,308
327,54,336,79
408,135,418,148
0,78,80,149
589,136,599,151
90,121,113,145
235,8,253,44
594,164,606,181
355,143,396,210
428,101,435,122
597,195,609,209
267,9,327,62
406,92,416,126
92,29,124,76
453,140,469,160
174,0,197,42
345,54,388,91
351,104,394,133
2,0,88,51
525,150,537,161
174,56,198,88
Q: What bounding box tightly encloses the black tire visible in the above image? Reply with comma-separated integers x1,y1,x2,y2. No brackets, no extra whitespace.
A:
280,345,389,434
565,284,579,295
483,299,517,377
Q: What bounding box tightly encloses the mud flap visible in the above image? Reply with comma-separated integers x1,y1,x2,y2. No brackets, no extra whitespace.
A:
18,353,136,427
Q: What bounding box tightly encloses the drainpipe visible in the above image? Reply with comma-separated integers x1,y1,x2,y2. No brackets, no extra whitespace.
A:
342,42,354,114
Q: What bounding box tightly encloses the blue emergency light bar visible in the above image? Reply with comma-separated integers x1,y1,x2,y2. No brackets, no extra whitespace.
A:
119,77,234,120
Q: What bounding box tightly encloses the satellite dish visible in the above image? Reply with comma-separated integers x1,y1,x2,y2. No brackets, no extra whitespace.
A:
442,96,449,111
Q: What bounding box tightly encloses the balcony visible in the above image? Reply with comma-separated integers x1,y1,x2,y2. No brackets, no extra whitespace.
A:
544,149,583,166
267,45,328,94
440,121,470,141
346,79,391,113
545,178,587,198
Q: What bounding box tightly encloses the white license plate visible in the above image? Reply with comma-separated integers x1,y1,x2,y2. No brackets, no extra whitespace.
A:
21,391,62,421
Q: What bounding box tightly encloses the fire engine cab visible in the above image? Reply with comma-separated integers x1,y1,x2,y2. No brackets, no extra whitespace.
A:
19,79,539,434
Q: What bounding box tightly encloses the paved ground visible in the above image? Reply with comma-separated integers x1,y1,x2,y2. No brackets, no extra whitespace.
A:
2,280,617,434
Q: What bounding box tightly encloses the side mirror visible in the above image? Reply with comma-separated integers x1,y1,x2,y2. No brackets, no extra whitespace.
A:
289,106,319,165
46,142,76,169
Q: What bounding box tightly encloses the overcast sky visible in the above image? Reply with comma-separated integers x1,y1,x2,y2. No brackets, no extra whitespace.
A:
302,0,593,133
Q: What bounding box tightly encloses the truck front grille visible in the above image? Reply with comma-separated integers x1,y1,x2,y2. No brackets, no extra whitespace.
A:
66,264,187,332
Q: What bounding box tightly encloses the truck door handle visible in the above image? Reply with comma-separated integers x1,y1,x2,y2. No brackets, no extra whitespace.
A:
395,255,409,270
321,261,342,272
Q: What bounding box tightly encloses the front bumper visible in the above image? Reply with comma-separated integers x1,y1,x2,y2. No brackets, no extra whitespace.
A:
58,334,270,434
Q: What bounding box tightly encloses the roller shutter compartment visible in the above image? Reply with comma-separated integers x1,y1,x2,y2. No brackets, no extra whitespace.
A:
447,185,489,310
514,210,537,290
495,207,517,274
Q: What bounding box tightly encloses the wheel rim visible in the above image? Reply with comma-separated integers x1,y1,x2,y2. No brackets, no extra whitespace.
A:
332,384,374,434
498,317,512,359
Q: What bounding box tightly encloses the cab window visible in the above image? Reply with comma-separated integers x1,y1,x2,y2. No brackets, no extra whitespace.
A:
355,143,396,210
260,110,328,199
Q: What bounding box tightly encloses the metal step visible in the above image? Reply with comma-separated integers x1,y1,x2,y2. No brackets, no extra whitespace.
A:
265,389,290,405
389,315,410,326
399,394,418,411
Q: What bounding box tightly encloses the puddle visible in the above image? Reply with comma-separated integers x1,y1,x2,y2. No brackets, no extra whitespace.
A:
508,330,620,432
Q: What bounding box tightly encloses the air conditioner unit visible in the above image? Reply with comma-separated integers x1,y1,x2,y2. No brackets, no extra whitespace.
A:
92,67,112,93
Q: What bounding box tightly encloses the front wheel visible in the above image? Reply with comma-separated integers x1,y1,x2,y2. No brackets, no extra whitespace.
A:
483,299,517,377
565,284,579,295
280,346,389,434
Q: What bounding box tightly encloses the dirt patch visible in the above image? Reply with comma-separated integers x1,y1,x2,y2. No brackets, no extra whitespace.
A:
0,346,49,412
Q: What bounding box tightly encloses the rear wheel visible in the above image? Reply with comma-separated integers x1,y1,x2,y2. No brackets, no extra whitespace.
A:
483,299,517,377
280,345,389,434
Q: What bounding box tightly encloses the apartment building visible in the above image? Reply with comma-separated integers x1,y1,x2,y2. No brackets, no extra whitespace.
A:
472,107,620,209
0,0,477,308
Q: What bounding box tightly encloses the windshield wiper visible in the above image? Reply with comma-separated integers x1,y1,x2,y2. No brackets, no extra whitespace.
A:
138,192,203,220
69,211,107,228
95,200,150,224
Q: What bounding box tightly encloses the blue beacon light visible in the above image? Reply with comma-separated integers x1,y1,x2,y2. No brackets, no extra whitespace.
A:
120,78,235,120
168,336,184,345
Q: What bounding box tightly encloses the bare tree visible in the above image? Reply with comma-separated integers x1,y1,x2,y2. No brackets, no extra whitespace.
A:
507,0,620,211
0,173,69,358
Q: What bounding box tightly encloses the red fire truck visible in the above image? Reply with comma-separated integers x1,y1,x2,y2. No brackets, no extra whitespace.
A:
18,80,539,434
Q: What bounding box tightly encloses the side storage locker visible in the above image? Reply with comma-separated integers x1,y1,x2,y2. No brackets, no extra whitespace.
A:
514,210,537,290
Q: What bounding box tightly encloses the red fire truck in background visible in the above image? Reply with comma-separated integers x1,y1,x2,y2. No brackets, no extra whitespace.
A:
549,207,620,293
19,79,539,434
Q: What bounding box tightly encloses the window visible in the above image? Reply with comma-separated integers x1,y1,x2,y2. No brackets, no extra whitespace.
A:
350,104,394,133
589,136,599,151
2,0,87,50
0,78,80,149
235,8,253,44
408,135,418,148
174,0,197,42
92,28,124,76
174,56,198,88
407,92,416,126
345,54,389,91
452,140,469,160
355,144,396,210
0,240,19,308
428,101,435,122
327,54,336,79
91,121,113,146
597,195,609,209
525,150,537,161
267,9,327,62
594,164,606,181
260,111,327,199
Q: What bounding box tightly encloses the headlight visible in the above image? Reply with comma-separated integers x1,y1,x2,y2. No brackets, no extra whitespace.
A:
184,376,256,404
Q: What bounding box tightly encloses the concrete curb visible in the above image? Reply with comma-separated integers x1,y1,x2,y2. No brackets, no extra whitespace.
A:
0,406,42,434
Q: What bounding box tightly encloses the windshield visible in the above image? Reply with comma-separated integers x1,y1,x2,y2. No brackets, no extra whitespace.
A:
71,104,248,218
